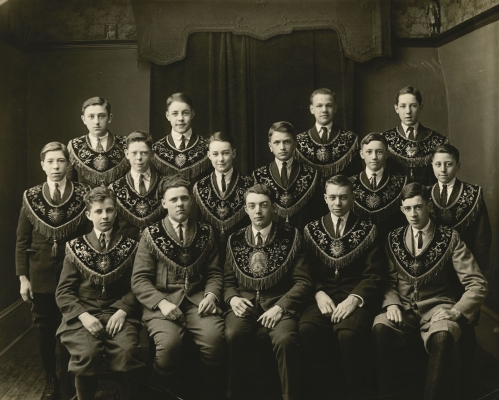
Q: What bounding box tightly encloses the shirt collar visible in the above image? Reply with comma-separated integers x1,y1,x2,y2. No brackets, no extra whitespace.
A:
412,218,432,237
88,131,109,142
401,121,420,135
315,122,333,133
252,222,272,241
365,166,384,178
168,216,188,230
330,211,350,226
275,157,294,169
438,177,456,191
131,168,151,182
214,168,233,181
46,177,67,191
94,227,112,239
171,128,193,142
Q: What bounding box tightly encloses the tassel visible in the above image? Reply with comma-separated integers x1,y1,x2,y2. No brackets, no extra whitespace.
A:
51,238,58,258
334,267,339,282
221,230,226,242
101,285,107,298
184,273,189,291
256,289,260,306
410,168,414,181
285,216,289,225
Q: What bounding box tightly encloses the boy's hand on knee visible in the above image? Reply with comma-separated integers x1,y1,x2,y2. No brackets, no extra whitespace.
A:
230,296,253,318
257,305,284,329
198,293,217,317
315,291,335,316
79,312,105,338
386,305,404,326
106,309,127,337
431,307,461,322
331,295,360,324
158,299,184,321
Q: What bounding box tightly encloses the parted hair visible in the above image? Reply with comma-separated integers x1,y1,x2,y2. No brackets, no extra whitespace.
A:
126,130,153,150
400,182,431,204
268,121,295,141
81,97,111,115
244,184,275,203
324,174,353,193
158,174,192,197
395,86,422,105
431,144,460,163
84,186,117,211
166,93,194,111
360,132,388,150
208,131,235,149
40,142,69,162
310,88,336,103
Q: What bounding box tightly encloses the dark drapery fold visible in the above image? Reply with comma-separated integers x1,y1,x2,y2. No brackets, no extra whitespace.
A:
150,30,353,174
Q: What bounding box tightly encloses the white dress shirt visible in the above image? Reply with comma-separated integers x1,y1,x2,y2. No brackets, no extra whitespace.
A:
252,222,272,244
131,168,151,193
168,216,188,243
401,122,420,139
411,219,432,256
437,178,456,204
88,131,109,151
275,157,294,177
171,128,193,149
94,227,112,250
214,168,233,194
330,211,350,237
365,167,384,188
315,122,333,141
47,178,67,201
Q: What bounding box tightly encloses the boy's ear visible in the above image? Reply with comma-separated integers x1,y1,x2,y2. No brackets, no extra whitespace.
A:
232,149,237,159
393,104,399,113
85,210,91,220
81,115,86,123
108,113,113,123
165,111,170,120
191,109,195,119
309,104,314,115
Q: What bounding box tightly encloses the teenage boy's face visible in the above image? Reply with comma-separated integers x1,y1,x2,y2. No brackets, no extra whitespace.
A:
324,184,353,218
360,140,387,173
431,153,460,184
400,195,431,230
268,131,295,162
86,198,117,232
208,140,236,174
310,94,336,126
394,94,422,127
41,150,68,182
245,193,273,230
166,101,195,135
81,105,112,137
161,186,192,223
126,141,151,174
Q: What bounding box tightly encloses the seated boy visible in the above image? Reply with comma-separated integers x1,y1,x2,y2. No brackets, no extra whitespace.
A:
109,130,165,241
372,183,488,400
132,174,224,398
383,86,448,185
56,187,144,400
67,97,128,187
16,142,90,400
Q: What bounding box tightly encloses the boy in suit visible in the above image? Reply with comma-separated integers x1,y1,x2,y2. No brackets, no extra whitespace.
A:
299,175,386,400
132,174,224,398
383,86,448,186
67,97,128,187
16,142,90,400
224,184,313,400
253,121,318,231
372,183,488,400
109,131,165,241
56,186,143,400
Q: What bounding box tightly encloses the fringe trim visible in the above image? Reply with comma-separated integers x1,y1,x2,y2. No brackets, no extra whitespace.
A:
352,198,401,223
387,149,433,168
152,153,210,180
116,201,165,229
227,230,301,291
65,241,138,287
274,170,319,219
304,223,377,269
142,225,215,277
452,187,483,234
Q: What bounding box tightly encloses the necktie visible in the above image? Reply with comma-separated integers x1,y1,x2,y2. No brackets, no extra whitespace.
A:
221,174,227,193
99,232,107,252
52,183,61,205
281,161,289,188
407,126,415,141
96,137,104,152
179,135,186,150
178,223,184,244
417,231,423,250
139,174,146,196
256,232,263,246
440,184,448,207
370,173,377,190
335,218,342,238
321,126,328,144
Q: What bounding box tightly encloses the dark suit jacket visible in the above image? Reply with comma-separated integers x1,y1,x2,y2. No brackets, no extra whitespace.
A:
223,223,313,315
56,230,141,335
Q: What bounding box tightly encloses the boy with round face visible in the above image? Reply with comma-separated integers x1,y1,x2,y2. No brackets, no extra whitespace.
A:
152,93,210,180
299,175,384,400
131,174,224,398
253,121,318,231
56,187,143,400
294,88,361,179
16,142,91,400
224,184,312,400
382,86,448,185
109,131,166,241
373,183,488,400
67,97,129,187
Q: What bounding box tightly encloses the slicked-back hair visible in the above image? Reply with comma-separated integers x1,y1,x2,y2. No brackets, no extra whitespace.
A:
310,88,336,104
40,142,69,162
84,186,117,211
395,86,422,105
432,144,460,163
82,97,111,115
324,174,353,193
126,130,153,150
268,121,296,141
166,93,194,111
158,174,192,198
400,182,430,204
244,184,275,204
360,132,388,150
208,131,235,150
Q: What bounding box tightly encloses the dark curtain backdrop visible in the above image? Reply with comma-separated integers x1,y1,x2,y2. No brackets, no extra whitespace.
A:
150,30,354,175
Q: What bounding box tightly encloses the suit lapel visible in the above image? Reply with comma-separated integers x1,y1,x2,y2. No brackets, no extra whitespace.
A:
186,132,198,149
288,160,299,186
360,171,371,188
270,161,283,186
329,125,339,143
108,230,120,249
226,170,238,193
448,179,461,204
183,218,195,246
61,181,72,202
432,183,442,206
310,126,321,142
323,213,335,237
87,230,101,251
163,217,180,243
378,170,389,187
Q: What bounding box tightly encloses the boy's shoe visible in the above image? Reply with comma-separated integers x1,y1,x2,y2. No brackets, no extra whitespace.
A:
41,373,61,400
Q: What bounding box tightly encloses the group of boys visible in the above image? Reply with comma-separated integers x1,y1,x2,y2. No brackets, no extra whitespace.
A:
16,86,491,400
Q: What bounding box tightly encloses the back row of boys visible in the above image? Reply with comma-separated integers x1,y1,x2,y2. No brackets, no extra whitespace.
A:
17,87,491,400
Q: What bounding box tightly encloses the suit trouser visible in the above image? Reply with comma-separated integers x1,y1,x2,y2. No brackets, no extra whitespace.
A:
225,309,301,400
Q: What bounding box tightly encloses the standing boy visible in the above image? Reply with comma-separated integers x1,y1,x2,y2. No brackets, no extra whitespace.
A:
67,97,128,188
383,86,448,185
224,184,312,400
109,131,165,241
56,187,143,400
16,142,90,400
253,121,318,231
